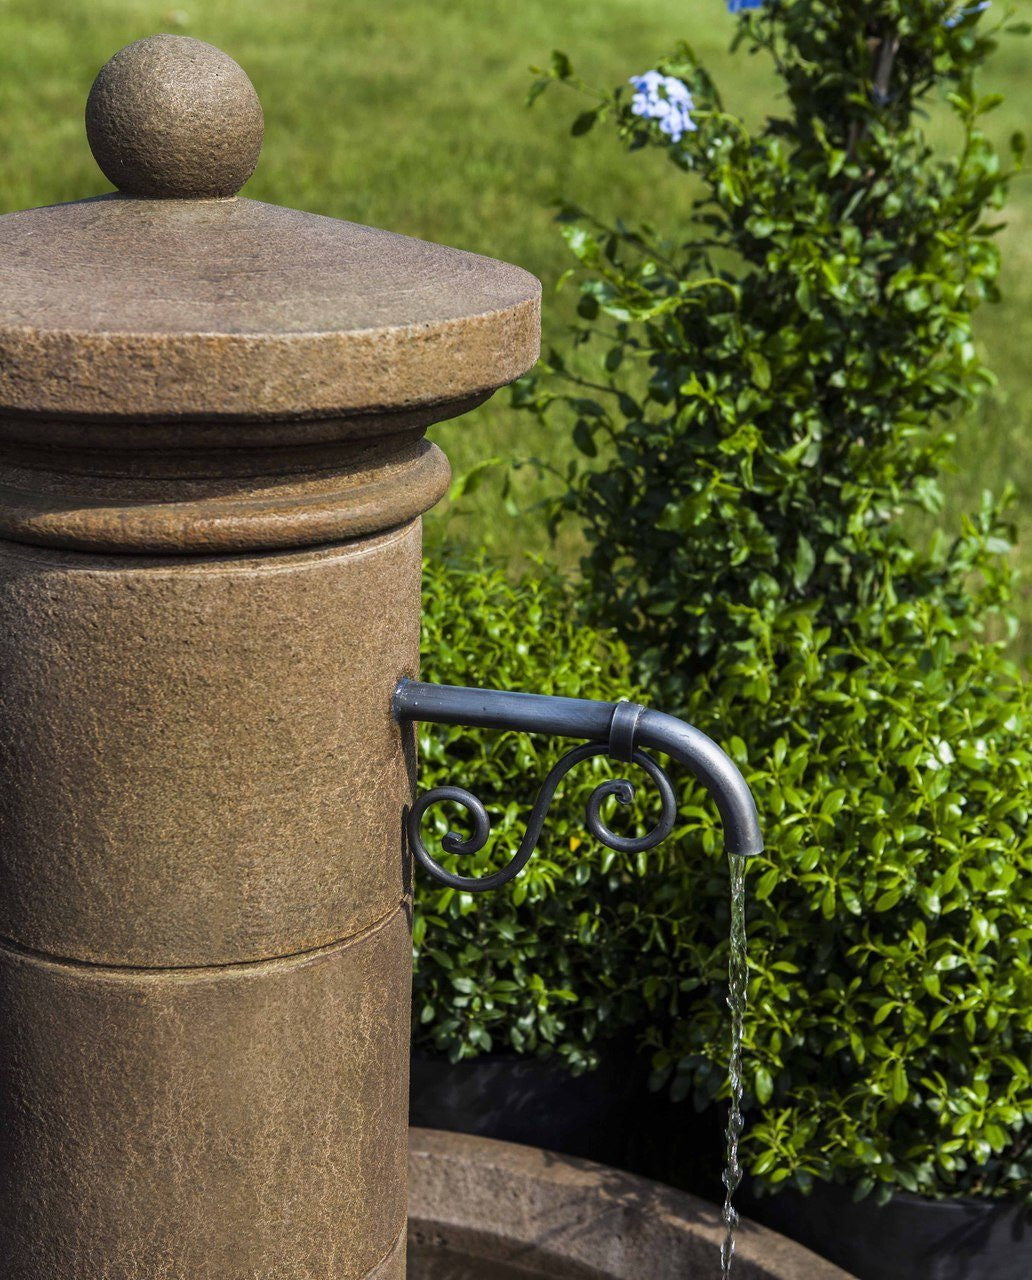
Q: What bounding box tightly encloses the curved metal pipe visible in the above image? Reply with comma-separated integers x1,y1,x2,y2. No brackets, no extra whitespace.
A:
392,678,763,859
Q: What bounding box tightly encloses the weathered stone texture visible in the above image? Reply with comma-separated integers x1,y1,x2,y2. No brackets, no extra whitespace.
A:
0,910,411,1280
408,1129,856,1280
0,524,420,967
0,197,540,420
85,35,264,199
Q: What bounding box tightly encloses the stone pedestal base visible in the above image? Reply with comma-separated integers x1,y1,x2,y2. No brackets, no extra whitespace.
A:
0,521,420,1279
0,910,410,1279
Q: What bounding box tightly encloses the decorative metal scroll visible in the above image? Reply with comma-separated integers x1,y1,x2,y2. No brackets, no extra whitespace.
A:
394,679,764,883
406,703,678,892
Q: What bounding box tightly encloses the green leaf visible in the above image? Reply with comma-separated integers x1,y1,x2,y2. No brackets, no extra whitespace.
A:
875,888,903,912
572,109,599,137
550,50,572,80
793,535,816,590
891,1063,909,1105
747,350,772,390
526,78,550,108
449,457,504,501
820,789,847,816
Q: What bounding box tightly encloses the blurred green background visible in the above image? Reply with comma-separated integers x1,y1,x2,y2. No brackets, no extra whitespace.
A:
0,0,1027,641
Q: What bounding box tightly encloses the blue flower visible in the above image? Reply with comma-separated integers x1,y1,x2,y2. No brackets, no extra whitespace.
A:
727,0,765,12
628,71,697,144
944,1,990,27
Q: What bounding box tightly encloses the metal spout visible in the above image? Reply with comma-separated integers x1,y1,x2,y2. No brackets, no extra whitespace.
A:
394,679,764,861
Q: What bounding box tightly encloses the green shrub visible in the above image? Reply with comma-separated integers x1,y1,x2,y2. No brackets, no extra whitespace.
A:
413,552,661,1072
640,583,1032,1204
515,1,1031,1201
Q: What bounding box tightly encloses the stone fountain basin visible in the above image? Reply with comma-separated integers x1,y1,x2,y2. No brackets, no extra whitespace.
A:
408,1129,854,1279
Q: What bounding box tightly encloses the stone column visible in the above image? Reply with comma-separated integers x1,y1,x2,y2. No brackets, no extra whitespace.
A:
0,35,539,1280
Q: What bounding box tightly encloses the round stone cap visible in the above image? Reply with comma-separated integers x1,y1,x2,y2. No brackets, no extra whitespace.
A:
0,37,540,424
85,35,264,199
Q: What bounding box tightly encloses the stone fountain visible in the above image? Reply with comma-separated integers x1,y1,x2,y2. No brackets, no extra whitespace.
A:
0,35,849,1280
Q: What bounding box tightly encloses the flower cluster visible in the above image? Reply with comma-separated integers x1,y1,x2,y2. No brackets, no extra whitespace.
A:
628,71,696,143
945,2,990,28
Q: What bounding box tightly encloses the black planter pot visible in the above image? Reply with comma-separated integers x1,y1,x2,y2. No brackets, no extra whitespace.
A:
625,1090,729,1198
738,1178,1032,1280
409,1046,648,1169
408,1047,727,1190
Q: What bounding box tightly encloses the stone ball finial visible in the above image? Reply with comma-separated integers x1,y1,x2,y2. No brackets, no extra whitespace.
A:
85,35,263,199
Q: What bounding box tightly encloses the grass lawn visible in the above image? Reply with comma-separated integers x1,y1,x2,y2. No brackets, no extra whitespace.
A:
1,0,1028,646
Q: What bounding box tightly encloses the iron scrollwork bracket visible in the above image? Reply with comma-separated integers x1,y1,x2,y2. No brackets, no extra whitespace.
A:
393,679,763,892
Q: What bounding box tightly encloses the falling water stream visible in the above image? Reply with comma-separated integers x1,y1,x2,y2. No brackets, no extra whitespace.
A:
720,853,749,1279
